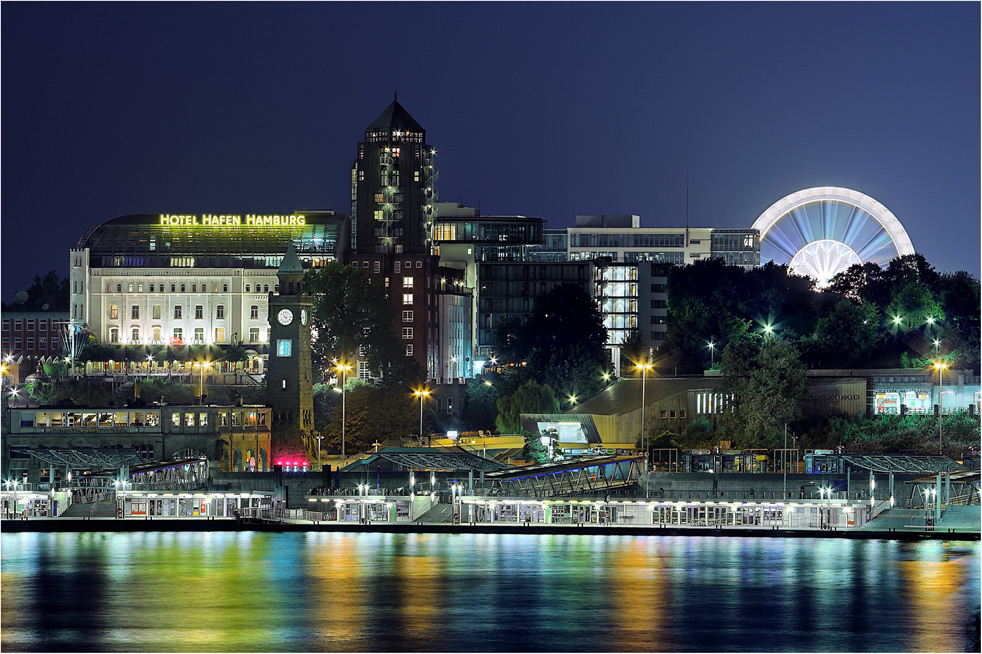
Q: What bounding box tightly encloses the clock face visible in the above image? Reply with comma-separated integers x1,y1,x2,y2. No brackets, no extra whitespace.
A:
277,309,294,326
301,309,308,326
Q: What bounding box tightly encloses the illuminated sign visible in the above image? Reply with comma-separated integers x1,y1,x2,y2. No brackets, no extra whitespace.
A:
159,214,306,227
276,339,292,357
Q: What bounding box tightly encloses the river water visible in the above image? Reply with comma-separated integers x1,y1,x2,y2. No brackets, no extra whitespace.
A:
1,532,978,653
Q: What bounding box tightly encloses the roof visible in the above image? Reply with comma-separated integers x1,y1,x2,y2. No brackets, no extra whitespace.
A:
367,96,424,134
277,243,304,276
570,376,720,416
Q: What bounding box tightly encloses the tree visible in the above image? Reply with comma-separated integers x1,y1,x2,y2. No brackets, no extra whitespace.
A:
495,380,560,434
522,431,549,463
318,385,417,453
495,284,608,401
618,329,647,371
306,263,395,376
462,376,499,431
3,270,69,312
809,298,880,367
719,337,807,449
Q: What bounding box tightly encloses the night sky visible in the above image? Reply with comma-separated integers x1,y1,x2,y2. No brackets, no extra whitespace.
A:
2,2,978,301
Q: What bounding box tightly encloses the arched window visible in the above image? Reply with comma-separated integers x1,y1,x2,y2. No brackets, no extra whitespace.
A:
245,284,251,292
223,284,228,292
116,284,122,293
181,284,186,293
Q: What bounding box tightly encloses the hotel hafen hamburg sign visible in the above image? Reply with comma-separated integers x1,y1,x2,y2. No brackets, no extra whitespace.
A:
159,214,306,227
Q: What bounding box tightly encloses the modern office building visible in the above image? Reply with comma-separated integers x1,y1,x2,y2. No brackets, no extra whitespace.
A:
69,211,345,351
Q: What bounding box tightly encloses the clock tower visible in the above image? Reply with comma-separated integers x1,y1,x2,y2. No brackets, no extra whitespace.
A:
266,244,315,467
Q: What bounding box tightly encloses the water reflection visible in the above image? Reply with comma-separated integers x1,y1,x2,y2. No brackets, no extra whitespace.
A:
1,532,978,652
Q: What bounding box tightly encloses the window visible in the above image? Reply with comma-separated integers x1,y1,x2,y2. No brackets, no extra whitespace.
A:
219,412,229,427
199,413,208,427
403,293,413,305
192,284,197,293
174,306,182,319
404,344,413,356
131,305,139,319
181,284,186,292
277,339,292,357
195,305,203,320
185,413,196,427
117,284,122,292
416,261,422,268
171,413,181,427
110,305,119,319
109,328,119,343
403,276,414,288
249,328,260,343
374,261,381,274
149,284,154,292
357,361,371,380
194,328,204,344
402,310,413,322
216,305,225,319
131,327,139,343
215,327,225,343
152,326,161,342
263,285,269,292
170,284,176,292
231,412,240,426
402,327,413,339
173,327,183,342
251,305,259,319
152,305,161,320
395,261,401,274
223,284,228,292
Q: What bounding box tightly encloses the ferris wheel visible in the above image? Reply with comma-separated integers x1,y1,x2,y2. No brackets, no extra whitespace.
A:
752,187,916,287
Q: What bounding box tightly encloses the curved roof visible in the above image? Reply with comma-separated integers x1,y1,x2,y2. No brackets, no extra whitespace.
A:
76,212,344,264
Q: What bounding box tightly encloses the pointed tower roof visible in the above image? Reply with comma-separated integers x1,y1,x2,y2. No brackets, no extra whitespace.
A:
277,243,304,277
367,93,424,133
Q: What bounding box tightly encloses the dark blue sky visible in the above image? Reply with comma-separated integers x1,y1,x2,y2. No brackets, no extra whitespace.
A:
2,2,978,300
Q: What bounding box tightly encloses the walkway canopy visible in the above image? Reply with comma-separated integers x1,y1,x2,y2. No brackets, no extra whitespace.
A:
838,454,967,474
484,455,643,498
342,447,509,473
10,446,143,469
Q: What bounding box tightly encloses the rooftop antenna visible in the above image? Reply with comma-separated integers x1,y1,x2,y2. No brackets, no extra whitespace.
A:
685,170,690,248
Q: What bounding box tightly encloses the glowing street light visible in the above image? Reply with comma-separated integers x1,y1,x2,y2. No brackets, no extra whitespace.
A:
414,389,431,445
934,362,949,454
636,361,654,469
763,324,774,339
707,340,716,367
193,361,211,402
932,339,941,357
335,362,352,469
568,394,577,406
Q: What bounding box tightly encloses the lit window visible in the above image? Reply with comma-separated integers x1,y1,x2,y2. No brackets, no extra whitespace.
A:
215,327,225,343
110,305,119,319
277,339,292,357
403,293,413,305
403,276,414,288
249,328,260,343
131,327,139,343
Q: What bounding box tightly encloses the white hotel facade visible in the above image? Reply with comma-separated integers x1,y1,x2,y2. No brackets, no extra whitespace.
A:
69,212,343,350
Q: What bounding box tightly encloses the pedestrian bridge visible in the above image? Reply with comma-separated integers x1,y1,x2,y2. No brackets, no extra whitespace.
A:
485,455,643,497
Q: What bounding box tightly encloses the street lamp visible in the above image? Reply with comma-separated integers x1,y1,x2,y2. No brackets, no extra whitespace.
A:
194,361,211,403
568,394,577,407
932,339,941,357
414,389,431,445
636,361,654,469
707,340,715,367
335,362,352,469
934,362,948,454
316,435,325,472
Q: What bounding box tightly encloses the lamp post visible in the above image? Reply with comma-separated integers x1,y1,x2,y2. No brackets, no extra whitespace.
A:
335,362,351,469
636,361,654,470
194,361,211,403
414,389,431,445
316,435,324,472
934,362,948,454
